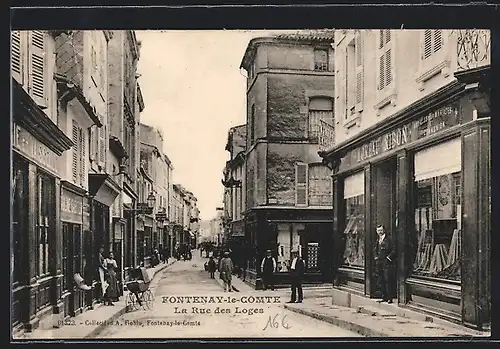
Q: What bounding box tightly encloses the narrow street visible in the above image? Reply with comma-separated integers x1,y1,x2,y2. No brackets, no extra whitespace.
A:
97,253,361,338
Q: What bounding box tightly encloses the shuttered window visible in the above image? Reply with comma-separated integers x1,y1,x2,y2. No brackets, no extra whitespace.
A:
79,127,86,187
378,30,393,91
72,121,79,183
295,163,308,206
11,31,22,82
29,31,47,108
98,125,106,168
423,29,443,60
355,32,364,108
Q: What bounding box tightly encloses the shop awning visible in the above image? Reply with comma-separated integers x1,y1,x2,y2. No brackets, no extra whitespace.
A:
88,174,121,207
414,138,461,182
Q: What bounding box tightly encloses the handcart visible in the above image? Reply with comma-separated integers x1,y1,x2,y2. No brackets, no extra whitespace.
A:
125,267,154,311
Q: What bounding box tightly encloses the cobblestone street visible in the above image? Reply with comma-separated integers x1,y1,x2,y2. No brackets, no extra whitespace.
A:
96,255,361,338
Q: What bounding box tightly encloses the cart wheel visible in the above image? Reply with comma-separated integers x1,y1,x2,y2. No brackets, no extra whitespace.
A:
127,292,139,311
144,289,154,310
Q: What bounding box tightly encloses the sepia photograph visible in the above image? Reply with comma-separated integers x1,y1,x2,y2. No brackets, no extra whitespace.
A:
10,25,491,340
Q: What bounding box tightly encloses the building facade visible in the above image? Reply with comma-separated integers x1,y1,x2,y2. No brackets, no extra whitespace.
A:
12,30,74,333
240,32,336,288
222,125,247,255
320,29,491,330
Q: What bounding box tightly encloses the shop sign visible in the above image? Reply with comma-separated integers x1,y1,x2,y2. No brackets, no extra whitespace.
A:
61,188,83,224
136,218,144,231
12,123,59,174
348,104,460,164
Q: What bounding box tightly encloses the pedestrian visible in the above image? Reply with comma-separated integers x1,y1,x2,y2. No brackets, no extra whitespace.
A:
374,224,396,304
286,248,305,303
104,252,119,304
163,246,169,264
207,256,216,279
219,251,234,292
97,245,109,304
260,249,277,290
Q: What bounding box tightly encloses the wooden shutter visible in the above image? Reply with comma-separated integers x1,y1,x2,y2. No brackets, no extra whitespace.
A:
295,163,308,206
423,29,443,61
79,127,86,187
89,127,95,161
355,32,364,109
72,121,79,183
98,125,106,167
11,31,23,83
28,30,47,108
378,30,392,90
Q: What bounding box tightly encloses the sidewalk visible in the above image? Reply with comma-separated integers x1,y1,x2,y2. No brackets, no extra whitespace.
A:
15,259,176,340
284,297,490,338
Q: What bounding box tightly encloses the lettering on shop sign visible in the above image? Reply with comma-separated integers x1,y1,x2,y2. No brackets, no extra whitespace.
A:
61,190,83,223
12,123,59,173
352,105,459,163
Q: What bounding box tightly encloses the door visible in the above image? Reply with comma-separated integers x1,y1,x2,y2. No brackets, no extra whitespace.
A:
62,223,71,317
113,239,123,297
72,225,84,314
371,158,397,298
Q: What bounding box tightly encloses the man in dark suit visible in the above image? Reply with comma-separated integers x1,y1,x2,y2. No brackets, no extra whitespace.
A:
287,248,305,303
374,225,396,303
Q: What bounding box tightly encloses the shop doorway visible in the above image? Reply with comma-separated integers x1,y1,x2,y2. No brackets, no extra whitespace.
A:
370,158,397,298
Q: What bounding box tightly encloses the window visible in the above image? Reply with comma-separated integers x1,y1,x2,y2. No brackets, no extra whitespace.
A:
72,120,86,187
249,104,255,144
342,171,365,267
12,157,28,285
412,138,461,282
295,163,308,206
308,164,333,206
37,172,54,277
314,49,329,71
422,30,443,60
11,31,23,83
276,223,305,273
308,97,333,141
62,223,69,292
378,29,393,91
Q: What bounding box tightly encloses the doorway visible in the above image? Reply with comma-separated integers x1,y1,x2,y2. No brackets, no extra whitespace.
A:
370,158,397,298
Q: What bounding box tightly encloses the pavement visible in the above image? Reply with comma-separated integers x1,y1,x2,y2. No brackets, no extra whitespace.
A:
284,297,491,338
94,252,361,338
15,259,177,340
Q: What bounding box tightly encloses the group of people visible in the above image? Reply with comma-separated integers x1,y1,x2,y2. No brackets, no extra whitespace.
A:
150,245,169,267
97,246,120,306
203,223,396,304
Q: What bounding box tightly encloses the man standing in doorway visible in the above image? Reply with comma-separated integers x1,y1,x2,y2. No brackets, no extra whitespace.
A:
287,248,305,303
260,249,277,290
374,224,396,304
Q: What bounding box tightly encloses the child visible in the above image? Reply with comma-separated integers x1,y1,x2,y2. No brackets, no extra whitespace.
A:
207,256,216,279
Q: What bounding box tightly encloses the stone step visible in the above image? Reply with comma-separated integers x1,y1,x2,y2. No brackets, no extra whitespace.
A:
357,305,397,317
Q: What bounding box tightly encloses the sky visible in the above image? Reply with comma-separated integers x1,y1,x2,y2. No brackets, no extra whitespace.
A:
136,30,297,221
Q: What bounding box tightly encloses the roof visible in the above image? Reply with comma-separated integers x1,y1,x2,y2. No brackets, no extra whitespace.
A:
240,30,335,70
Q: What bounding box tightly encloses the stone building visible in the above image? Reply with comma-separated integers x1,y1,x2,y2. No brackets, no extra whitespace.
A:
222,125,246,255
319,29,491,330
239,32,336,288
12,30,74,334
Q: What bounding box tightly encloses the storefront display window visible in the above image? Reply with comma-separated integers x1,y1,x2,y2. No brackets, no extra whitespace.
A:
412,138,461,282
342,172,365,268
37,172,54,277
12,158,27,285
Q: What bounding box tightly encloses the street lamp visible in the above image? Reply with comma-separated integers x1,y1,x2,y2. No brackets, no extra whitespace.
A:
147,191,156,208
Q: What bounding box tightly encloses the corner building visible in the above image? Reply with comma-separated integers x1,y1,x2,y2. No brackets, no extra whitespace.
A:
320,29,491,330
240,32,336,289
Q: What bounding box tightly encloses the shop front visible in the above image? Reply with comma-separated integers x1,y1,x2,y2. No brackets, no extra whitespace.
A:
60,182,87,318
136,216,145,266
12,78,73,333
244,207,334,289
122,188,137,281
320,68,490,330
87,174,121,305
144,215,154,265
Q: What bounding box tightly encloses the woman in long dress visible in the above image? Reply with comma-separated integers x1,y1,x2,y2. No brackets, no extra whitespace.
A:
105,252,119,304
